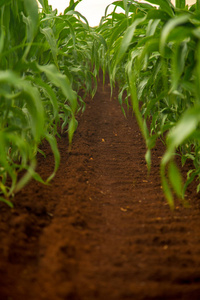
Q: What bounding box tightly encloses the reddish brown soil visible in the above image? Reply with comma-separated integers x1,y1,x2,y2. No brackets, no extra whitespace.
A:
0,77,200,300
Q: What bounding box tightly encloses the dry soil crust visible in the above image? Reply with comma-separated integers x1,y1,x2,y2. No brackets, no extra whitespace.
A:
0,77,200,300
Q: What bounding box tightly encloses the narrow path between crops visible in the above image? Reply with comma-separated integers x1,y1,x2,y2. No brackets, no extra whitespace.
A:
0,75,200,300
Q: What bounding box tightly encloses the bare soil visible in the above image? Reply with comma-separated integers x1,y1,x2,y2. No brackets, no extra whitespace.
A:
0,76,200,300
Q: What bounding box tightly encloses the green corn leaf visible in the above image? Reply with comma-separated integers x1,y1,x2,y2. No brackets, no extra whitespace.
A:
45,134,60,182
0,132,14,180
184,169,200,194
123,0,128,17
139,37,160,66
196,41,200,101
5,132,30,164
57,18,76,47
40,27,58,67
146,9,171,21
21,83,45,143
160,104,200,206
65,10,89,27
37,64,77,113
168,161,183,198
22,0,39,59
68,115,77,146
161,104,200,193
145,149,151,173
161,167,174,209
38,0,44,7
167,26,192,43
171,41,188,91
0,26,5,54
175,0,185,9
0,197,14,208
64,0,82,13
15,165,47,194
167,105,200,151
38,0,49,13
24,0,38,31
146,19,160,36
33,77,59,122
108,19,127,49
160,14,190,56
0,71,44,143
14,159,37,194
197,0,200,11
0,0,10,6
115,16,146,65
145,0,174,17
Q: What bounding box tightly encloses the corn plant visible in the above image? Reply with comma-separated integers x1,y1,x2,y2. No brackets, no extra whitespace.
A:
0,0,101,206
98,0,200,208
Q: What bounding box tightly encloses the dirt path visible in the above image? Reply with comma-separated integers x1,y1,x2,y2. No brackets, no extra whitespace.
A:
0,77,200,300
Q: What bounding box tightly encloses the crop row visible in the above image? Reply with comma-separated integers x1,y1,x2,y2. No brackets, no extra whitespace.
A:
0,0,102,206
98,0,200,208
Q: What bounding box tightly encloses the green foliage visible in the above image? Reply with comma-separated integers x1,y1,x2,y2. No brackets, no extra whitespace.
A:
98,0,200,207
0,0,101,205
2,0,200,209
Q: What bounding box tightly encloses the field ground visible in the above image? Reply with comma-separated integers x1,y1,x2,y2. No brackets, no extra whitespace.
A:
0,77,200,300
